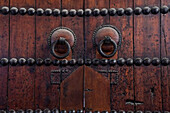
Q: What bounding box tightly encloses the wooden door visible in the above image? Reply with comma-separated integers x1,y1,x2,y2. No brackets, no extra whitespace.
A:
0,0,169,112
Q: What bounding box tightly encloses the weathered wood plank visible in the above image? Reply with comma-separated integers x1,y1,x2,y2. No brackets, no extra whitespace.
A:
8,0,35,109
110,0,134,111
35,0,61,109
161,0,170,111
0,0,9,110
84,0,110,111
60,0,84,110
134,0,162,111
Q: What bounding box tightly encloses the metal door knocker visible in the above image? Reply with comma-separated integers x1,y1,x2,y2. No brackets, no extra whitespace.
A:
98,36,118,58
93,25,122,58
48,27,76,59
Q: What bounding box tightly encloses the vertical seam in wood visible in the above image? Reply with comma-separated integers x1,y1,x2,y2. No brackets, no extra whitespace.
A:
160,0,164,112
133,0,136,111
34,0,36,109
7,0,11,110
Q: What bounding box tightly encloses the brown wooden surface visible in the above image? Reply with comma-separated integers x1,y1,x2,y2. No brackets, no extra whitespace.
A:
0,0,169,111
161,0,170,111
35,0,60,109
60,66,84,111
84,66,110,112
134,0,162,111
84,0,110,111
0,0,9,110
110,0,134,111
8,0,35,109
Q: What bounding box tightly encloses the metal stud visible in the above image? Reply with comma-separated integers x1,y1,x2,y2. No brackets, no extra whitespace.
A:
127,111,134,113
44,109,51,113
163,111,170,113
161,5,169,14
125,7,133,16
51,109,59,113
36,58,44,66
153,111,161,113
35,109,42,113
134,58,143,66
18,58,27,66
109,59,117,66
27,58,35,66
61,59,68,66
93,8,100,16
151,6,160,14
10,58,18,66
61,9,68,17
19,8,27,15
100,59,108,66
37,8,44,16
85,111,92,113
161,57,169,66
45,8,52,16
117,58,125,66
85,59,92,66
0,110,6,113
92,58,100,66
142,7,151,15
10,7,18,15
152,57,160,66
69,9,77,17
145,111,152,113
116,8,124,16
94,111,100,113
110,110,117,113
53,59,60,66
100,8,108,16
136,111,143,113
134,7,142,15
118,110,125,113
143,57,151,66
17,110,24,113
77,110,83,113
68,110,75,113
1,6,9,15
69,59,76,65
8,110,16,113
109,8,116,16
60,110,66,113
101,111,108,113
0,58,8,66
26,109,33,113
27,8,35,15
53,9,60,16
85,9,92,16
44,58,52,66
126,58,133,66
77,59,84,65
77,9,84,17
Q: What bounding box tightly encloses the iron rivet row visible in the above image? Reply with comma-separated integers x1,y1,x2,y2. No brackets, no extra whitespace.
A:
0,6,169,16
0,57,169,66
0,109,169,113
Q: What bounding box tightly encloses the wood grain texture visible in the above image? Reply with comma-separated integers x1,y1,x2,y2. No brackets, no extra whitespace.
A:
110,0,134,111
35,0,61,109
84,0,110,111
0,0,9,110
61,0,84,81
84,66,110,112
60,66,84,111
161,0,170,111
8,0,35,109
134,0,162,111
